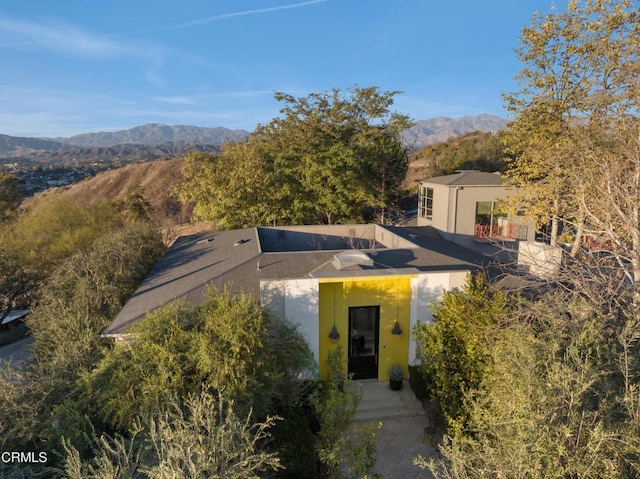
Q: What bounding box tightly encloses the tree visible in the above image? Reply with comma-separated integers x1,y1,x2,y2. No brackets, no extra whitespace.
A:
83,289,316,433
416,295,640,478
503,0,640,253
0,195,126,273
178,86,412,227
0,223,165,461
122,183,152,222
0,249,36,320
413,275,509,429
410,131,508,179
503,0,640,320
0,171,21,222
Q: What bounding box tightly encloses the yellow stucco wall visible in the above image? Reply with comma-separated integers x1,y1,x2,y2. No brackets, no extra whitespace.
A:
318,276,413,381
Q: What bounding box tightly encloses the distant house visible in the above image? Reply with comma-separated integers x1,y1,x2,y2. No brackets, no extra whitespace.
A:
0,309,30,333
104,224,483,381
417,170,535,254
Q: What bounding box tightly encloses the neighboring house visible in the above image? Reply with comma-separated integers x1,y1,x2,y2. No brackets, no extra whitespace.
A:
104,224,482,381
0,309,30,333
417,170,535,254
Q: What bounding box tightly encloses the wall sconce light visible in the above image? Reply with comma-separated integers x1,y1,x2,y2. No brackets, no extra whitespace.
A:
392,279,402,336
329,285,340,342
329,324,340,341
391,320,402,336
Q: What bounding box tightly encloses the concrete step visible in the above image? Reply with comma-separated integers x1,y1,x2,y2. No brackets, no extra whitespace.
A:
352,380,425,423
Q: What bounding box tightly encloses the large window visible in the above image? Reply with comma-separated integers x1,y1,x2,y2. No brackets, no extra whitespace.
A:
475,201,508,238
419,186,433,220
473,201,528,239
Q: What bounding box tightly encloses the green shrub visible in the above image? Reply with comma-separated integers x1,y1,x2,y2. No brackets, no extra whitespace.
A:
271,406,318,479
408,365,429,402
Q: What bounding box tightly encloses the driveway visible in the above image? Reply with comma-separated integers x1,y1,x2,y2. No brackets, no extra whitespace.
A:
0,336,34,369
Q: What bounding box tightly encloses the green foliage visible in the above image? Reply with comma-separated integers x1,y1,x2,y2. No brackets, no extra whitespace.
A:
1,195,125,273
146,392,281,479
196,290,267,400
270,406,318,479
344,422,382,479
178,86,411,227
84,290,316,433
417,295,640,479
408,365,429,402
122,183,152,222
414,275,508,428
63,391,282,479
410,131,508,178
84,301,196,431
503,0,640,252
0,171,21,222
67,298,317,477
0,249,37,319
0,222,164,463
27,222,165,367
315,346,381,479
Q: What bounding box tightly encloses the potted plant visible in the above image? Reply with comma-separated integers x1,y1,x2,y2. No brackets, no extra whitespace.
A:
389,365,404,390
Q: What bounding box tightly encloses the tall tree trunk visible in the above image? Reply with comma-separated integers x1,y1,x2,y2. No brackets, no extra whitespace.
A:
570,206,585,258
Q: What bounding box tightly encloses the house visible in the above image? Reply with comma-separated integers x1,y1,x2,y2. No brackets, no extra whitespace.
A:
0,309,30,333
104,224,483,381
416,170,535,254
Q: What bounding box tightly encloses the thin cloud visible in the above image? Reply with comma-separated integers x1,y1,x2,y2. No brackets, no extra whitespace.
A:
0,17,121,57
152,96,197,105
0,17,172,62
169,0,329,30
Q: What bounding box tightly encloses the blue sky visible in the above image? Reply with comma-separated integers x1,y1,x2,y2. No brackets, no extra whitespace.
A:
0,0,563,138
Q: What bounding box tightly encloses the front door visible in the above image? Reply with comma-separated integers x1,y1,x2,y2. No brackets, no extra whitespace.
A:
348,306,380,380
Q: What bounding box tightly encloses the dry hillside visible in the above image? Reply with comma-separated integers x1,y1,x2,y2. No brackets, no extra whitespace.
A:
24,148,459,238
29,159,211,240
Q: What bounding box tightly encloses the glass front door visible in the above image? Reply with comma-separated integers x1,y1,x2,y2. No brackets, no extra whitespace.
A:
348,306,380,380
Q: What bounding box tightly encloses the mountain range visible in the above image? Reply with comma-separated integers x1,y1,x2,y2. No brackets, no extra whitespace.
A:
0,114,507,164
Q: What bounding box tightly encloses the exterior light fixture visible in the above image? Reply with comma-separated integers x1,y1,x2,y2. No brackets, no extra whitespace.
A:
329,286,340,341
329,324,340,341
391,320,402,336
392,279,403,336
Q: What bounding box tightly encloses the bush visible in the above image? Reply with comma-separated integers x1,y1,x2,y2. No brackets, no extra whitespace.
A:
271,406,318,479
413,275,508,428
408,365,429,402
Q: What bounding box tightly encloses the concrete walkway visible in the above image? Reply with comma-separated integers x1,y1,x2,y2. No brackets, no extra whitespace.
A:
0,336,34,370
351,380,438,479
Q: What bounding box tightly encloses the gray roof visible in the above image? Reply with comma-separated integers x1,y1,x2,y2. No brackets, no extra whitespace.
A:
419,170,505,187
103,225,483,336
2,309,30,325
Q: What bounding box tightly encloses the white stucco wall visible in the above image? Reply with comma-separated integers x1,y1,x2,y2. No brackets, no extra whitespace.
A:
260,278,320,362
518,241,562,279
416,184,450,230
409,272,453,365
260,280,285,320
283,278,320,361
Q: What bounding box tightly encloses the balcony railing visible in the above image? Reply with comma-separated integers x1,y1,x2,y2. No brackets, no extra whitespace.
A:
474,223,518,240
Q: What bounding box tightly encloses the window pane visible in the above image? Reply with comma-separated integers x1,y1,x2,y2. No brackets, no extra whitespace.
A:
419,186,433,219
475,201,493,216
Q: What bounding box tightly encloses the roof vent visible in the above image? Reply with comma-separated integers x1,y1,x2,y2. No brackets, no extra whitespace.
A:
234,238,250,246
332,251,374,270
